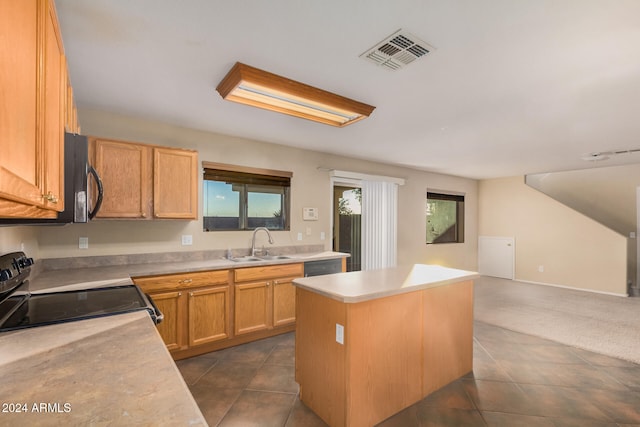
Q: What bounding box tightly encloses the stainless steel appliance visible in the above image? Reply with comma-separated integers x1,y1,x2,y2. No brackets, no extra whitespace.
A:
0,133,103,225
0,252,162,332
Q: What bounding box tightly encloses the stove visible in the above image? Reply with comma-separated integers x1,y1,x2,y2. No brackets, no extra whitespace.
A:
0,252,162,332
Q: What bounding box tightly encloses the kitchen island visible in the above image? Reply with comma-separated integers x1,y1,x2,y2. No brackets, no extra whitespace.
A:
293,264,478,427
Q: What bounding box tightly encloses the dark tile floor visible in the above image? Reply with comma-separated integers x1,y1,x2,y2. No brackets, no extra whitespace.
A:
177,321,640,426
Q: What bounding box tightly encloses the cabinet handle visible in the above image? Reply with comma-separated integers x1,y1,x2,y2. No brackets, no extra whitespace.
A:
179,279,193,284
189,292,194,297
45,192,58,203
141,212,147,218
178,292,182,297
266,281,271,287
273,280,279,285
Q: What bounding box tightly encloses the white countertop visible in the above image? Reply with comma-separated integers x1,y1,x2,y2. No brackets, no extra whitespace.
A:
293,264,479,303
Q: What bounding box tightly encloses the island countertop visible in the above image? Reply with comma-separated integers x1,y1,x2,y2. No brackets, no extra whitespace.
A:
292,263,479,303
0,311,207,426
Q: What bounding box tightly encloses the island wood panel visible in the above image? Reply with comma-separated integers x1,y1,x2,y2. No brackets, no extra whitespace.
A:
295,288,347,427
422,280,474,396
296,277,475,427
346,291,423,427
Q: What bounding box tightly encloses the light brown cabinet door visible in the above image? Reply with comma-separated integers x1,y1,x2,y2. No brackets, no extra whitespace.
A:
92,139,151,218
0,0,66,217
188,286,231,346
235,281,271,335
42,0,65,212
153,147,198,219
0,0,40,208
273,278,296,327
149,290,187,351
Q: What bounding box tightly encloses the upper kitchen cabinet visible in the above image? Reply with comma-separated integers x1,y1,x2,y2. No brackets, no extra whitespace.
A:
154,147,198,219
90,138,198,220
0,0,67,218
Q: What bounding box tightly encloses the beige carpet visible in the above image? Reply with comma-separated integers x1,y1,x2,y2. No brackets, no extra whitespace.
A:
474,276,640,364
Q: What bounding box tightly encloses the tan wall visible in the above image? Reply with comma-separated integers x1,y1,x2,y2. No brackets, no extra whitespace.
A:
479,176,628,295
30,109,478,271
0,226,39,258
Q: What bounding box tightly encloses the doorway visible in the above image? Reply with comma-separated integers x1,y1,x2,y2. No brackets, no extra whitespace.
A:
333,186,361,272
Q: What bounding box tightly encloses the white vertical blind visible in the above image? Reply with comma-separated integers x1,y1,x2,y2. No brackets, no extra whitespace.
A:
361,180,398,270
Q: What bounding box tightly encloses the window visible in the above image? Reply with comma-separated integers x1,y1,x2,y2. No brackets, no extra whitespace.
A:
203,162,291,231
426,192,464,244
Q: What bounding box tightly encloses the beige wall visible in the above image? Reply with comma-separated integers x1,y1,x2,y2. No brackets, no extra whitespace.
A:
479,176,628,295
0,226,39,258
28,109,478,270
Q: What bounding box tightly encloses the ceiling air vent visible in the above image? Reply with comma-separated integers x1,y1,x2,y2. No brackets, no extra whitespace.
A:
360,29,435,71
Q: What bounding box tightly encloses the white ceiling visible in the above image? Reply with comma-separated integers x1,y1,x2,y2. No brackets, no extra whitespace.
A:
55,0,640,179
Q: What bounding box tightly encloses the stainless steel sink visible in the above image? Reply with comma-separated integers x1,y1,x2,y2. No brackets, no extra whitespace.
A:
228,256,263,262
257,255,291,261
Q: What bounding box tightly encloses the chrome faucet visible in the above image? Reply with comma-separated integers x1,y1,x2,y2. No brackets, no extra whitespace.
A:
251,227,274,256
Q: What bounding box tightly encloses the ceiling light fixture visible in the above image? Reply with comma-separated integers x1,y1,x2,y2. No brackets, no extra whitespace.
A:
216,62,375,127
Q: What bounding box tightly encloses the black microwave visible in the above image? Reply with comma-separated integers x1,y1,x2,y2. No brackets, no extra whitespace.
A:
0,133,103,225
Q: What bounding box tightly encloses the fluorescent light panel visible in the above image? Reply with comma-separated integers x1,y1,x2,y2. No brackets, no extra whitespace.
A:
216,63,375,127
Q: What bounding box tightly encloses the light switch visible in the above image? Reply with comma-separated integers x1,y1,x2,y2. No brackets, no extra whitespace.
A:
320,231,326,240
181,235,193,246
79,237,88,249
297,232,303,241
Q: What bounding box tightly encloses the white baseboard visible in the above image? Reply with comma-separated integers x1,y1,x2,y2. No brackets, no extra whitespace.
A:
514,279,629,298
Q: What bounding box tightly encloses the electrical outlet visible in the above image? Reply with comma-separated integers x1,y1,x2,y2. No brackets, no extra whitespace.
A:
336,323,344,345
79,237,89,249
538,265,544,273
320,231,326,240
181,235,193,246
297,232,303,241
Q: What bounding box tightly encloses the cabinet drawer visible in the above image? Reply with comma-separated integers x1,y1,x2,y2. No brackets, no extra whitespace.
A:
234,263,303,283
134,270,230,292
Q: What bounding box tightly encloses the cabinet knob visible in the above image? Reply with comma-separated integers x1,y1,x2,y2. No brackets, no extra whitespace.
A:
273,280,279,285
45,192,58,203
189,292,194,297
141,212,147,218
178,292,182,297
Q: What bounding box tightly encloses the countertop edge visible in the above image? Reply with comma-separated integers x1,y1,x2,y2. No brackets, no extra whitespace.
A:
293,265,479,303
30,251,350,292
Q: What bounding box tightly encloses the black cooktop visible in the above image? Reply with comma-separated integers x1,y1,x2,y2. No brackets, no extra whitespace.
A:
0,251,162,331
0,285,159,331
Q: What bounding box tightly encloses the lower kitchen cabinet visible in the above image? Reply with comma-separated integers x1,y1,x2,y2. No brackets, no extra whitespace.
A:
148,290,186,351
133,270,231,353
234,263,303,335
133,261,328,360
188,286,231,346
